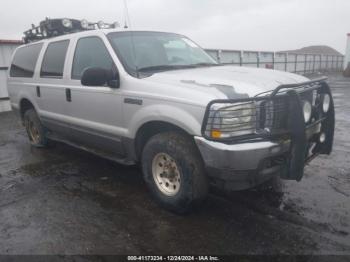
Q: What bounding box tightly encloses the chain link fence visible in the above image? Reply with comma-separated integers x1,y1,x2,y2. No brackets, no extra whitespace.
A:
205,49,344,74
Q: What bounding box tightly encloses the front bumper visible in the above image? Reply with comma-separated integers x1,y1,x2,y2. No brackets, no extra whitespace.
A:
197,77,335,190
195,137,291,190
195,137,290,170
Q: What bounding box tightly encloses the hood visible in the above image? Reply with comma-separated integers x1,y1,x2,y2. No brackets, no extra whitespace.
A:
143,65,309,101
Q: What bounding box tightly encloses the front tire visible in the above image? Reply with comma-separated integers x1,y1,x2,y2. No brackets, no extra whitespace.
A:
23,109,48,148
142,132,208,213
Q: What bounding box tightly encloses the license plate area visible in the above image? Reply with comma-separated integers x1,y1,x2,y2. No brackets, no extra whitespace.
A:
306,122,322,139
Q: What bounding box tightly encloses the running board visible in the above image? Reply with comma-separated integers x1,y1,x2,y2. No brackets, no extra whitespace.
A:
46,133,135,166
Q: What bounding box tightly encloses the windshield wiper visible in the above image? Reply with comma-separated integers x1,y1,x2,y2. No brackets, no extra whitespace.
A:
138,64,196,72
193,62,221,67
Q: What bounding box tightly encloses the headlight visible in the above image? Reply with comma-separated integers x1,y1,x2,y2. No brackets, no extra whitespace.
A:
62,18,72,28
97,20,105,29
303,100,312,123
81,19,89,29
319,132,326,143
207,102,256,139
322,94,330,113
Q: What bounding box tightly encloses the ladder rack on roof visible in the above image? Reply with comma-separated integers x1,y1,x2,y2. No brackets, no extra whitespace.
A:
23,18,120,43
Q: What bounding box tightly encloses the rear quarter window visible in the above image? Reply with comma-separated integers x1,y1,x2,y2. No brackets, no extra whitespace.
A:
10,43,43,78
40,40,69,78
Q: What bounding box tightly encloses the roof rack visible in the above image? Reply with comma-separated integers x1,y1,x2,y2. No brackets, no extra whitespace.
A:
23,18,120,43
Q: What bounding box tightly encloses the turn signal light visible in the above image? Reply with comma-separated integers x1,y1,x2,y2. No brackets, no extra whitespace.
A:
211,130,222,139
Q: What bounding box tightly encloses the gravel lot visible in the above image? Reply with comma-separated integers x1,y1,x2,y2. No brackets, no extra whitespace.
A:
0,73,349,256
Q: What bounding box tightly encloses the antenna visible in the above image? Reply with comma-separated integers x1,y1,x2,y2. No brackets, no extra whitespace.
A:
123,0,139,77
123,0,129,28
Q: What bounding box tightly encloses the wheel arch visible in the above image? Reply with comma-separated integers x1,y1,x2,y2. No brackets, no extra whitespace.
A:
19,98,36,121
126,103,203,161
134,120,194,161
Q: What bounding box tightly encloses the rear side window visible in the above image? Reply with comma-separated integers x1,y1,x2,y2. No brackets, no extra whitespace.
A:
40,40,69,78
10,43,43,78
72,37,114,80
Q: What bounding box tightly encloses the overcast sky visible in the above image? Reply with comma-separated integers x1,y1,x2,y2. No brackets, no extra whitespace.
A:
0,0,349,53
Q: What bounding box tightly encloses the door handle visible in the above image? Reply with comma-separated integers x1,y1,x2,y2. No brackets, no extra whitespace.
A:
65,88,71,102
36,86,41,97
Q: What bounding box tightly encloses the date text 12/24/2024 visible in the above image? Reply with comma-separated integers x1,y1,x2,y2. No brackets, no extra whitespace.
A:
127,256,220,261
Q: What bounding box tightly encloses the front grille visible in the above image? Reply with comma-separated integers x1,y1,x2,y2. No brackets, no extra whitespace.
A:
268,96,289,130
254,97,289,133
272,97,289,129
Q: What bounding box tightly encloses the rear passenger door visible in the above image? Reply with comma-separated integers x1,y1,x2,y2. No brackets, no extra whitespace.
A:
38,40,71,137
65,36,125,156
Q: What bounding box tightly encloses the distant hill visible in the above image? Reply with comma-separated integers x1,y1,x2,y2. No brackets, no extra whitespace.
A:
281,45,343,56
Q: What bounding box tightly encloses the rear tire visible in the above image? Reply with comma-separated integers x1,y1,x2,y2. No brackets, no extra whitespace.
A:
141,132,208,214
23,109,48,148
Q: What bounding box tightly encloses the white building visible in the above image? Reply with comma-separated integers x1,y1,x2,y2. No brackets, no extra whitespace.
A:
345,33,350,71
0,39,22,112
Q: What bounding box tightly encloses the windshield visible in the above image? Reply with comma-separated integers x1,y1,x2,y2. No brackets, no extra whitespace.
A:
107,31,218,76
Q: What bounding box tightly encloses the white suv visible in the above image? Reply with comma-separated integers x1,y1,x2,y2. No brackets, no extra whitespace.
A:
7,20,335,213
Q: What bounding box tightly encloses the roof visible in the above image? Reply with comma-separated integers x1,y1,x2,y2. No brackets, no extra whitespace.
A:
18,28,119,46
0,39,23,45
282,45,343,56
20,29,179,46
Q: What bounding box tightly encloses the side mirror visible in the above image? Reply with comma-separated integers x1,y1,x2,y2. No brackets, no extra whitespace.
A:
81,67,120,88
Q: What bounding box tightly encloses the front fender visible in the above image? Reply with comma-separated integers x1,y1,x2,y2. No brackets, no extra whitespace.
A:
126,103,204,138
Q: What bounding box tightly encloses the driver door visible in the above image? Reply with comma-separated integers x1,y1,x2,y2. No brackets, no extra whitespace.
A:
64,36,125,157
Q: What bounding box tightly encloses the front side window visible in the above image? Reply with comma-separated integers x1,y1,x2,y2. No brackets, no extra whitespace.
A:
10,43,43,78
40,40,69,78
107,31,217,76
72,37,114,80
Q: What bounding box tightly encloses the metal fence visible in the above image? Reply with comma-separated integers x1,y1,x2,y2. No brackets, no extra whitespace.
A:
205,49,344,74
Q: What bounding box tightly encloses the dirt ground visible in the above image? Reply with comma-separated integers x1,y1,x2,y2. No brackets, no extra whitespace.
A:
0,73,349,256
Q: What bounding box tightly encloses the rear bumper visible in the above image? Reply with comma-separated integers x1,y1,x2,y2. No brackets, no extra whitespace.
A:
195,137,290,190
